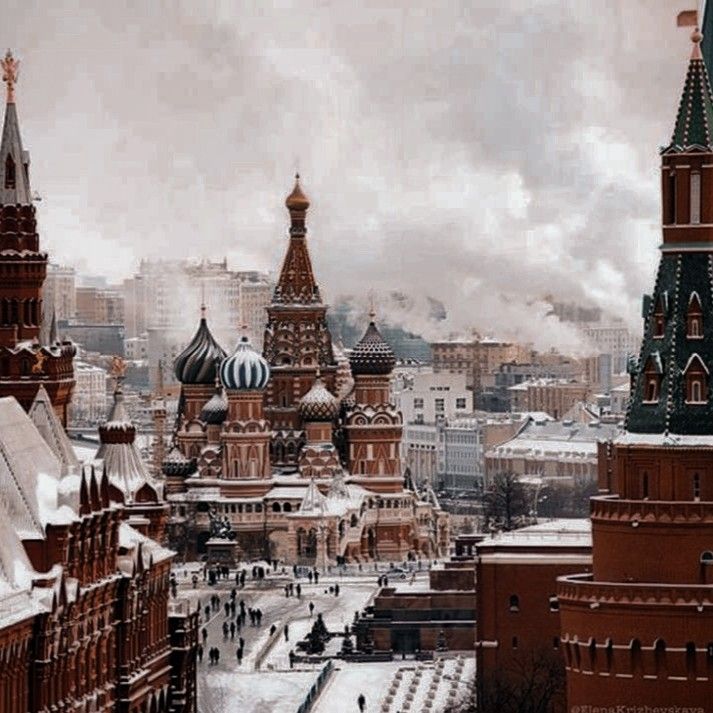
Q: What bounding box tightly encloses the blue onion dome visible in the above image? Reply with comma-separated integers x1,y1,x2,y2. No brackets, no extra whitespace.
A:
299,375,339,422
220,335,270,390
162,445,196,477
200,382,228,424
174,313,227,385
349,316,396,376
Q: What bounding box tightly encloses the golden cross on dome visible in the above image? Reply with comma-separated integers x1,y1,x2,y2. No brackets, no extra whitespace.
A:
1,49,19,104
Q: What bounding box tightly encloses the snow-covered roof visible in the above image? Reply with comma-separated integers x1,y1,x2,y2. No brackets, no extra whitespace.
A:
118,522,173,572
615,431,713,447
0,397,74,540
29,385,81,476
478,518,591,549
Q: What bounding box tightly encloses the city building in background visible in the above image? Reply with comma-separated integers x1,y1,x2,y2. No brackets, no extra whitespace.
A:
508,378,590,419
42,263,76,322
75,285,125,324
69,360,108,425
392,370,471,424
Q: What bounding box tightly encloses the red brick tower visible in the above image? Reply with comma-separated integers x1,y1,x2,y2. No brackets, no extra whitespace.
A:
559,28,713,709
0,51,74,424
263,175,337,465
344,313,403,494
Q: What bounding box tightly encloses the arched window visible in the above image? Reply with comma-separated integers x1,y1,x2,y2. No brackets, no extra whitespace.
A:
688,293,704,338
684,354,708,404
511,636,518,649
643,353,663,403
4,154,15,190
691,170,702,224
553,636,560,650
654,639,667,676
271,502,281,513
700,550,713,564
631,639,643,675
548,595,559,612
283,502,292,513
509,595,520,612
694,473,701,500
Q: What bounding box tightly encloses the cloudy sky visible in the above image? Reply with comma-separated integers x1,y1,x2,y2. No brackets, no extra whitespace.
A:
0,1,702,350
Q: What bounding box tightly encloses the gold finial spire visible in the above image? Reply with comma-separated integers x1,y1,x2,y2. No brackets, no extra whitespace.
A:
368,291,377,322
1,50,19,104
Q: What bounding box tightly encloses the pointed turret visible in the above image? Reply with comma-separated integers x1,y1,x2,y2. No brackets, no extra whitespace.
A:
665,28,713,153
703,1,713,77
627,28,713,435
0,50,32,206
272,174,321,305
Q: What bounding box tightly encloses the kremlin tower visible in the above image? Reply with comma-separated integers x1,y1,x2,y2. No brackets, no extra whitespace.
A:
0,51,74,424
263,175,337,465
559,27,713,709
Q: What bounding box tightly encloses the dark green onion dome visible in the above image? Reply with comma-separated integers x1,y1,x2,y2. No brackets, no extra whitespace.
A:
162,445,196,477
174,314,227,385
349,317,396,376
200,383,228,425
299,375,339,422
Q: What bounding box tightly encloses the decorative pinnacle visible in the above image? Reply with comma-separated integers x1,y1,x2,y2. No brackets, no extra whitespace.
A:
1,49,19,104
368,292,377,322
692,27,703,60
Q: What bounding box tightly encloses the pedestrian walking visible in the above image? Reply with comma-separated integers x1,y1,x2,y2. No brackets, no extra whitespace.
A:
308,571,313,583
270,624,276,637
239,636,245,650
296,583,301,599
285,584,290,598
197,644,203,663
201,627,208,642
284,624,289,641
204,605,210,620
314,571,319,584
357,693,366,712
256,609,263,626
224,602,230,617
309,601,314,617
236,647,243,665
335,584,340,597
222,622,229,639
289,649,296,669
230,622,236,639
215,648,220,665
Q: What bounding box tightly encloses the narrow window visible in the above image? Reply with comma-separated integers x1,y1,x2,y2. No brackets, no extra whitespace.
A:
643,472,649,499
691,171,702,224
553,637,560,649
667,171,677,224
685,356,709,404
4,154,15,190
694,473,701,500
686,642,697,678
653,297,666,338
688,293,704,338
512,636,518,649
548,595,559,612
509,594,520,612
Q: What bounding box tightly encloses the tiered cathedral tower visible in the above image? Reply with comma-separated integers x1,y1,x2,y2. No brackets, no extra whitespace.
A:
263,175,337,465
0,51,74,424
559,29,713,709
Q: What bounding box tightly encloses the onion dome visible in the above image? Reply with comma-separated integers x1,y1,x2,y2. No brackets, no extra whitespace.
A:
349,316,396,376
299,374,339,422
174,311,227,385
220,335,270,390
285,173,310,211
200,382,228,424
162,445,196,478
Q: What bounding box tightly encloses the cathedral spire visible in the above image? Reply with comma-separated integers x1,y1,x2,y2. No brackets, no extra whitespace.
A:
273,174,321,304
0,50,31,205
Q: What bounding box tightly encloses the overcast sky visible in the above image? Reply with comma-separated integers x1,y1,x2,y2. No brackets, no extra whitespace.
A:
0,1,702,350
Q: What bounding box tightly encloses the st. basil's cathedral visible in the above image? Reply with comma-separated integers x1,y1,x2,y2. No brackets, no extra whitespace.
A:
164,176,449,564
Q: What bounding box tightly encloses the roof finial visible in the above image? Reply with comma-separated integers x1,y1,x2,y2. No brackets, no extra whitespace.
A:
368,291,377,322
692,26,704,60
1,50,19,104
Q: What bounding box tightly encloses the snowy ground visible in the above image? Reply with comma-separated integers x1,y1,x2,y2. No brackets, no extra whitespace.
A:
175,562,473,713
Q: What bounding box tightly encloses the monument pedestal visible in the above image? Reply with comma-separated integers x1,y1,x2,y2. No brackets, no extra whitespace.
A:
206,537,240,568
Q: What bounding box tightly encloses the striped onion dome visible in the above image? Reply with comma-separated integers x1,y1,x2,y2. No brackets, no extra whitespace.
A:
299,375,339,422
349,318,396,376
174,315,227,385
220,335,270,391
200,383,228,424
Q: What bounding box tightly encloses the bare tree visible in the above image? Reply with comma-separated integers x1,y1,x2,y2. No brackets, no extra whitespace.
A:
483,472,530,531
476,648,566,713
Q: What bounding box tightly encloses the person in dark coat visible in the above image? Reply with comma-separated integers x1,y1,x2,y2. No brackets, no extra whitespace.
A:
284,624,289,641
357,693,366,712
197,644,203,662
